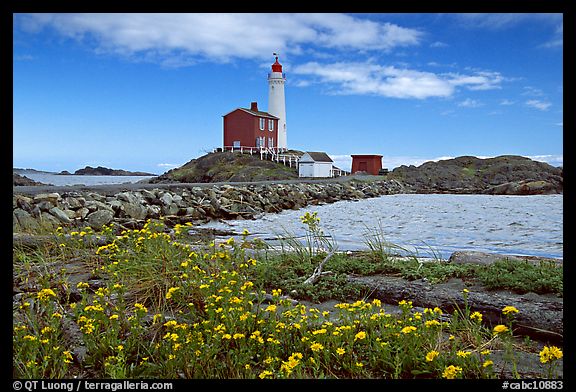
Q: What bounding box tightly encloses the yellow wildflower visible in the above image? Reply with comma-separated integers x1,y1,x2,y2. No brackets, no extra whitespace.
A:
310,342,324,352
354,331,367,341
63,351,73,364
259,370,273,379
165,287,180,300
426,351,440,362
336,348,346,356
470,311,483,322
502,306,519,316
493,324,509,335
539,346,563,364
401,326,417,334
41,326,53,335
483,360,494,368
442,365,463,379
37,288,57,301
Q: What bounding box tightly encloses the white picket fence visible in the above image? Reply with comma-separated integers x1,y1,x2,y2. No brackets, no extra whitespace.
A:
220,146,300,168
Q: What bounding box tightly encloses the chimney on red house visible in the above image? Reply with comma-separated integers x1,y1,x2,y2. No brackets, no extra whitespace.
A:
250,102,258,112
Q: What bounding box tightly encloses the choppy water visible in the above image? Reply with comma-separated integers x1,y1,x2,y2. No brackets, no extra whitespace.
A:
16,172,156,186
198,194,563,260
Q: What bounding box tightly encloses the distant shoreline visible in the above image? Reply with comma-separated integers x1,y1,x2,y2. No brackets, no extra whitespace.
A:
14,167,157,177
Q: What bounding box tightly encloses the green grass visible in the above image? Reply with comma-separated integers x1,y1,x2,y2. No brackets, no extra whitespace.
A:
477,259,563,295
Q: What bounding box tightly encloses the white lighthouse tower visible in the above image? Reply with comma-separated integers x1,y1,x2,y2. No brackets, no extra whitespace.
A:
268,53,287,151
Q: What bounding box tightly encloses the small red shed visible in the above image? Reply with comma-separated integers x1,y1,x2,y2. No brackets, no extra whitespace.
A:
223,102,279,152
351,154,383,175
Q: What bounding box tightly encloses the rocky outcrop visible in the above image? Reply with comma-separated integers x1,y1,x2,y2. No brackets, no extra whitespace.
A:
71,166,156,176
13,180,407,230
150,151,300,183
388,155,562,195
13,173,52,186
348,274,563,344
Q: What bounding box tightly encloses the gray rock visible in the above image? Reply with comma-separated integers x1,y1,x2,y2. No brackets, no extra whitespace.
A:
13,208,39,230
33,193,61,205
146,205,161,218
65,197,85,209
87,192,106,202
159,193,173,206
161,202,179,216
448,251,561,267
87,210,114,229
36,201,55,212
39,212,61,227
16,195,34,212
108,200,124,212
116,191,140,204
75,207,90,220
49,207,72,224
449,251,516,266
121,201,148,220
84,200,114,213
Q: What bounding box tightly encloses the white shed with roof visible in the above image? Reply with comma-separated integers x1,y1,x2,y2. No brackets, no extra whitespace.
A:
298,152,334,178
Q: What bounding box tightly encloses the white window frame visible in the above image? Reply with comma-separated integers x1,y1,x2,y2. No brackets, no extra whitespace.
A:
268,119,274,131
268,137,274,148
259,118,265,130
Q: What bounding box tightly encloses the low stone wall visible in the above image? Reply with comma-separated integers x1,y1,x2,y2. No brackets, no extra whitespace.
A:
13,180,407,231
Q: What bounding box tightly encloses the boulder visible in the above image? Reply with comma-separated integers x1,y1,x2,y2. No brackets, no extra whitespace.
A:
49,207,72,224
33,193,61,205
121,201,148,220
75,207,90,220
87,210,114,229
13,209,39,230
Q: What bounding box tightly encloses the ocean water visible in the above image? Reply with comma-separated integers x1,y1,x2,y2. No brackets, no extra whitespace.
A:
198,194,563,260
16,172,157,186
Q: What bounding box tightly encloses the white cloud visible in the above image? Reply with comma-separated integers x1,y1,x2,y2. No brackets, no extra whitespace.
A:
157,163,182,169
17,13,423,65
430,41,449,48
527,155,563,167
14,54,35,61
499,99,515,106
457,98,483,108
293,61,454,99
522,86,545,97
525,99,552,111
555,122,563,127
292,61,508,100
453,13,562,30
445,71,505,90
539,23,563,48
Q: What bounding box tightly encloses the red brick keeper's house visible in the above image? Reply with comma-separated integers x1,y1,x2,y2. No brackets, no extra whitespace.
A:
223,102,279,152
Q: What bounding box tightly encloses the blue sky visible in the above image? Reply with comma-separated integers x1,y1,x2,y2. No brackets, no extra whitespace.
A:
13,13,563,174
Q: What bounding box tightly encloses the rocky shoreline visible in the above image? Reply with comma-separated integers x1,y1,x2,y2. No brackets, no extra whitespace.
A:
13,179,408,231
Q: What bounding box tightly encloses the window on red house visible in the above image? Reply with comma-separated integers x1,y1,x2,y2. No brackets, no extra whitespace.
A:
259,118,265,130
